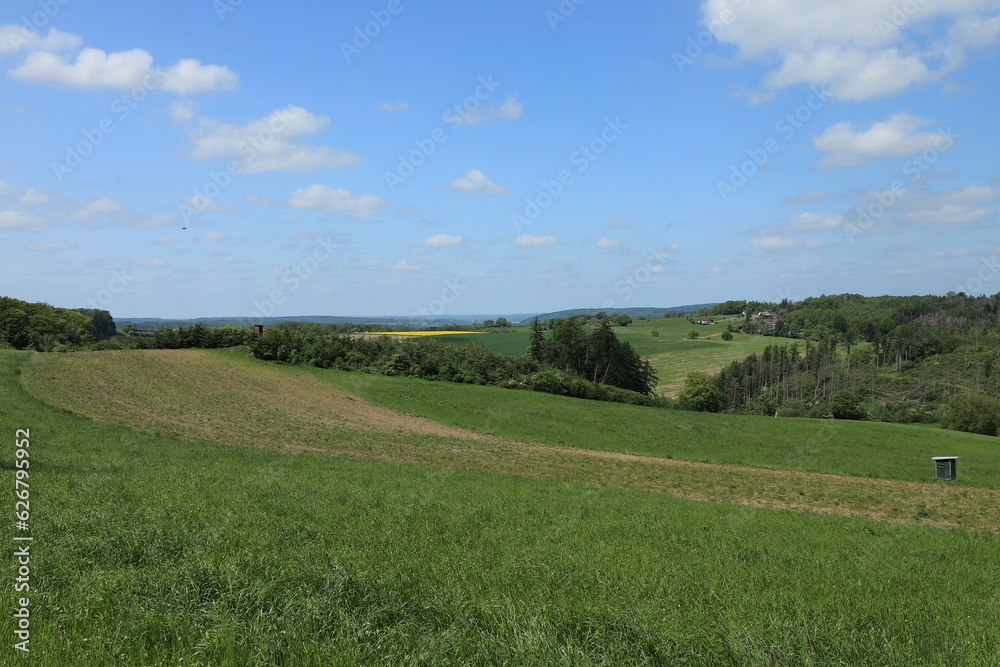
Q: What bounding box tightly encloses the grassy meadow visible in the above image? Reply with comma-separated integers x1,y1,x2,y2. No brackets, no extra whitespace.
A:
423,317,800,394
4,347,1000,664
613,317,801,393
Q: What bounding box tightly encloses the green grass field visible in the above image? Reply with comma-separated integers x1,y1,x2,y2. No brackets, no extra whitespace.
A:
316,357,1000,488
612,317,802,394
6,348,1000,664
432,330,534,354
421,318,800,395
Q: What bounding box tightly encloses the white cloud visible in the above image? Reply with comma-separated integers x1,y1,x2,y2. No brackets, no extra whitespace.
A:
27,242,74,253
127,214,174,229
596,238,621,248
415,234,463,251
766,46,929,101
160,58,238,95
378,101,409,111
748,235,800,251
512,234,557,248
787,187,830,204
905,204,993,224
0,25,81,54
70,197,124,220
11,47,153,89
351,258,383,270
786,212,845,232
9,47,238,96
132,258,167,268
0,180,14,196
391,259,423,271
186,106,360,173
939,184,1000,205
605,217,632,229
197,231,229,243
154,235,175,245
285,184,389,219
814,114,954,168
703,0,1000,101
181,195,222,213
10,188,55,208
445,96,523,126
168,100,198,124
0,210,46,231
445,169,507,195
930,248,971,259
243,195,274,206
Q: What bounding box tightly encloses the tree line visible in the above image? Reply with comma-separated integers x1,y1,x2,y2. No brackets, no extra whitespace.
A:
677,293,1000,435
0,296,114,351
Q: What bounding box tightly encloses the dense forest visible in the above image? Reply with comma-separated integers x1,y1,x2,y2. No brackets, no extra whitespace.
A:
0,297,114,351
680,293,1000,436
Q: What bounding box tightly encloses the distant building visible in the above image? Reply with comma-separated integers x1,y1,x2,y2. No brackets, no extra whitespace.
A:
252,324,264,335
696,317,715,325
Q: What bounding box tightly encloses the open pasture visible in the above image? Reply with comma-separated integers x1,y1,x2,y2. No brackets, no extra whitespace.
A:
7,348,1000,664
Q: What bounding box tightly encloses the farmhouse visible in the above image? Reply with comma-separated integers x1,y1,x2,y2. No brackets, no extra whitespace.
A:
695,317,715,325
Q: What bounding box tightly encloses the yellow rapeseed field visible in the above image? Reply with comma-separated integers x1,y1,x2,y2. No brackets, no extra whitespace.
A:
364,331,484,336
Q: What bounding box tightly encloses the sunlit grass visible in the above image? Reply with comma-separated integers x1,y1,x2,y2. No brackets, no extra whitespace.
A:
7,348,1000,664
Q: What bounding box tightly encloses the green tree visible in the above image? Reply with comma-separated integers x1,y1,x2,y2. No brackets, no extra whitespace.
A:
942,394,1000,436
830,390,865,420
610,314,633,327
687,331,699,339
677,372,721,412
527,318,545,361
721,331,733,341
0,307,31,349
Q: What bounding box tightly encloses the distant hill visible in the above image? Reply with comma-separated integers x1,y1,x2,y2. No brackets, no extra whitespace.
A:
118,306,717,330
520,304,718,324
117,314,545,329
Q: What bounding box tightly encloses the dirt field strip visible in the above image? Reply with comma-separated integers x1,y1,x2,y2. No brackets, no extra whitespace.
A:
25,349,1000,531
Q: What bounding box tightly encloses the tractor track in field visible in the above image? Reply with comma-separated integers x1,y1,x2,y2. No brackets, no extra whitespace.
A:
24,349,1000,532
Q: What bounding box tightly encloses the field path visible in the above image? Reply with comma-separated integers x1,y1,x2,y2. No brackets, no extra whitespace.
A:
26,349,1000,531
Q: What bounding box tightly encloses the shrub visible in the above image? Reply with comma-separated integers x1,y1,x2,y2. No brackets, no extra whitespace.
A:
721,331,733,341
677,372,721,413
830,390,865,420
942,394,1000,436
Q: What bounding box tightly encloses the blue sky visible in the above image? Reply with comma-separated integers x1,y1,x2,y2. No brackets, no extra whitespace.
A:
1,0,999,319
